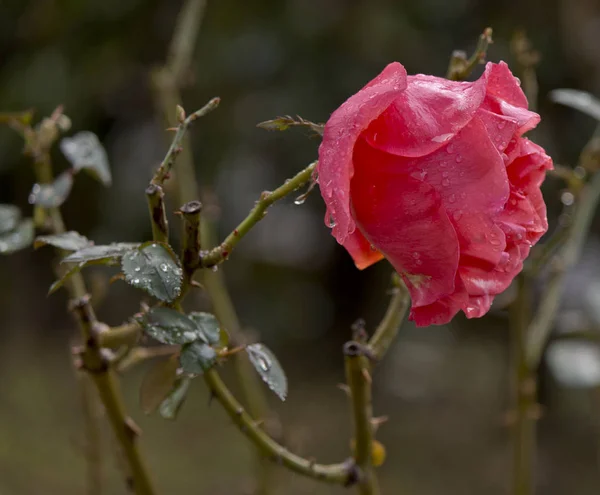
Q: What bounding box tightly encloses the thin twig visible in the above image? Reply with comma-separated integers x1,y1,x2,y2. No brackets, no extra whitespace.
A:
78,370,103,495
367,275,410,361
447,27,493,81
203,368,355,484
97,322,142,350
200,161,317,267
145,184,169,244
344,342,379,495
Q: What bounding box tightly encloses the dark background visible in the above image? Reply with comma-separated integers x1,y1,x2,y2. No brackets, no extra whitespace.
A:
2,0,600,493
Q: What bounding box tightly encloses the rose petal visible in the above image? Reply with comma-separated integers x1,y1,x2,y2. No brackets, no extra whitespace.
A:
363,65,493,158
349,158,459,307
339,227,385,270
317,62,408,244
485,61,529,109
409,275,468,327
463,294,494,319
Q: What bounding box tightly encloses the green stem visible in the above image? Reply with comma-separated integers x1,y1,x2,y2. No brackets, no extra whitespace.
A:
78,370,102,495
179,200,202,278
203,368,354,484
344,342,379,495
510,274,536,495
200,161,317,267
97,322,142,349
367,275,410,361
145,184,169,244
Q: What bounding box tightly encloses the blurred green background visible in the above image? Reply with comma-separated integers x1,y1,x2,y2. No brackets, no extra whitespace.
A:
2,0,600,493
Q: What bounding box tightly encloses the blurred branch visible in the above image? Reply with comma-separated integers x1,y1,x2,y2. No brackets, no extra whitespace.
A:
200,161,317,267
97,322,142,350
117,345,179,373
366,274,410,361
344,342,379,495
78,370,102,495
203,368,355,485
511,31,540,112
447,27,493,81
525,170,600,368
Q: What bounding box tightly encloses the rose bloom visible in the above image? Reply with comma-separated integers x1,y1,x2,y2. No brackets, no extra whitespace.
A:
318,61,553,327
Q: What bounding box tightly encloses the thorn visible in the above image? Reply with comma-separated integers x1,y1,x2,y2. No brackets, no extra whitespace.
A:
361,368,372,385
253,419,265,428
124,417,142,439
109,273,125,285
337,383,351,396
190,280,203,289
371,416,389,431
165,127,178,132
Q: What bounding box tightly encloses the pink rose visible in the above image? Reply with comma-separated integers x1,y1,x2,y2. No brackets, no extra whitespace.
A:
318,61,553,327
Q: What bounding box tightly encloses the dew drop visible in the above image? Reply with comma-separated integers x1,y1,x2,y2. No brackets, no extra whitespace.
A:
561,191,575,206
294,196,306,206
459,171,465,178
447,143,455,154
442,171,449,178
373,132,378,142
497,120,506,130
160,263,168,272
449,194,456,203
442,178,451,187
415,259,422,266
328,214,336,228
495,135,502,143
134,267,141,272
460,192,467,199
412,252,420,259
133,278,140,284
455,154,463,163
453,210,463,221
440,161,447,167
257,355,271,371
515,77,521,86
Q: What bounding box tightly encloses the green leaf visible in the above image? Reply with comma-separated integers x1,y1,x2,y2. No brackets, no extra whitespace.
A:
180,341,217,374
550,89,600,121
138,307,207,345
0,205,21,235
60,131,112,186
62,242,138,264
246,343,287,401
158,376,190,420
0,219,34,255
139,355,179,414
48,262,85,295
122,243,182,302
28,171,74,208
34,231,91,251
188,312,221,346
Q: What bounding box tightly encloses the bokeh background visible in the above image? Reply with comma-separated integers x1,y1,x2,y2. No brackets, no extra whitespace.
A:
2,0,600,493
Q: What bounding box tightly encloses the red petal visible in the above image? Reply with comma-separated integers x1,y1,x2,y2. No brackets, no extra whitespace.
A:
339,226,385,270
363,65,492,158
409,275,468,327
317,62,408,244
349,159,459,307
485,61,529,108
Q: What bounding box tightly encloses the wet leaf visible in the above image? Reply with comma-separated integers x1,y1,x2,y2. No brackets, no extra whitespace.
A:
246,343,287,401
550,89,600,121
0,205,21,235
158,376,190,420
188,312,220,346
62,242,138,264
0,219,34,255
28,171,74,208
60,131,112,186
48,262,85,295
34,231,91,251
122,243,182,302
139,355,179,414
180,341,217,374
138,307,207,345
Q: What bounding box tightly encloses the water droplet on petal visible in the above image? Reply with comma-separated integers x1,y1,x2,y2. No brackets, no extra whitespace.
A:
497,121,506,130
455,154,463,163
442,171,449,178
447,143,455,154
515,77,521,86
328,214,336,228
453,210,463,221
440,161,447,168
412,252,420,259
442,178,451,187
449,194,456,203
460,192,467,199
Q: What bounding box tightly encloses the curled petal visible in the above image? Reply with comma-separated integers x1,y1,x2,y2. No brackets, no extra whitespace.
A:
410,275,468,327
317,62,408,244
485,61,529,109
339,226,385,270
350,163,459,307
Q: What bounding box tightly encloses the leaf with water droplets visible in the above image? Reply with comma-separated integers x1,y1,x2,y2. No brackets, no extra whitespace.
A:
137,307,207,345
62,242,138,264
29,171,74,208
139,354,179,414
0,219,34,255
34,231,91,251
180,341,217,374
188,312,221,346
122,242,182,302
0,205,21,235
246,343,287,401
158,376,190,420
60,131,112,186
550,89,600,122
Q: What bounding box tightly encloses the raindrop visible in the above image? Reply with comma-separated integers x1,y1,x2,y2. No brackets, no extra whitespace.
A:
160,263,168,272
447,143,456,154
497,121,506,130
495,135,502,143
449,194,456,203
516,233,523,240
257,355,271,372
415,259,422,266
418,169,427,180
294,196,306,206
412,252,420,259
515,77,521,86
134,267,141,272
442,178,451,187
459,171,465,178
442,171,449,178
460,192,467,199
328,215,336,228
440,161,447,167
561,191,575,206
133,278,140,284
453,210,463,221
455,154,463,163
